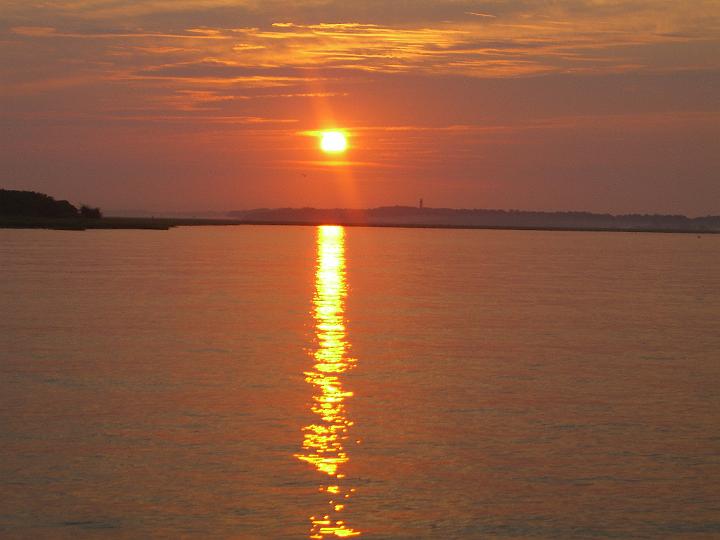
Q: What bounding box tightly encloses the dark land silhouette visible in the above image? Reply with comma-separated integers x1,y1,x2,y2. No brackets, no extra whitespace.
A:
1,189,102,220
0,190,246,230
229,207,720,233
1,189,718,232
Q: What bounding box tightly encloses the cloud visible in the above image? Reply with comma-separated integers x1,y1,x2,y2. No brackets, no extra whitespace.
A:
11,26,229,40
5,2,718,95
2,1,719,126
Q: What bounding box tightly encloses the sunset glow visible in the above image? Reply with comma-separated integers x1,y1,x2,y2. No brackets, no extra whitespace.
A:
320,132,348,154
3,1,720,538
2,1,719,213
296,226,360,539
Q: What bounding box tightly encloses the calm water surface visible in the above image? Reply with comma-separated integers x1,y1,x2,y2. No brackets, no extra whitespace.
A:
1,226,719,539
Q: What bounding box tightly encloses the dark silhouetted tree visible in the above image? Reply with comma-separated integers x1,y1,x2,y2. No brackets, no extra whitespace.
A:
0,189,78,218
80,205,102,219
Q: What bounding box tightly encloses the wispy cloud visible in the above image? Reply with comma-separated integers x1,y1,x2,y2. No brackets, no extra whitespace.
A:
2,1,719,124
11,26,230,40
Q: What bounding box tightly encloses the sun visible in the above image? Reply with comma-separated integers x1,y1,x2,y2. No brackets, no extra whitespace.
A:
320,130,348,153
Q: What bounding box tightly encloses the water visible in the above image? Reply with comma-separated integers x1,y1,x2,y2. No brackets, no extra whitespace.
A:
1,225,719,539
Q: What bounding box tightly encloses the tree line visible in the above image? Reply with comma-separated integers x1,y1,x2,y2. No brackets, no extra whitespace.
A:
0,189,102,219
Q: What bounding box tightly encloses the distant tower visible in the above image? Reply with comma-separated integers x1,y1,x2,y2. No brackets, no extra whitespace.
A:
419,198,424,209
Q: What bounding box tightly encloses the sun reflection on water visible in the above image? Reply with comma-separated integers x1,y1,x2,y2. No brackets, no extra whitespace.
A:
296,225,360,539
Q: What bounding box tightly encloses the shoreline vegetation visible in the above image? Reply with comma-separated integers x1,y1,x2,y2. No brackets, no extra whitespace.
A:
1,189,718,234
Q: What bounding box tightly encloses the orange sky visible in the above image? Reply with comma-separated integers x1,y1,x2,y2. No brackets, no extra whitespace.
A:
1,1,719,214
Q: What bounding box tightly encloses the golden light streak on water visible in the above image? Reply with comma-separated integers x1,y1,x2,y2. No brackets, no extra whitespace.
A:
296,225,360,539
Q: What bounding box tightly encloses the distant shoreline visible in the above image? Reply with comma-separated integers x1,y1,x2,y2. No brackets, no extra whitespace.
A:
1,216,717,234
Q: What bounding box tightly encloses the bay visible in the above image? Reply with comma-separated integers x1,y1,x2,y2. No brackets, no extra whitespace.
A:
1,226,718,539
